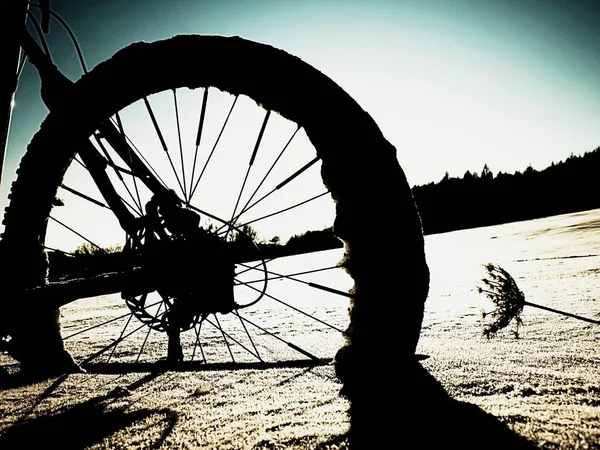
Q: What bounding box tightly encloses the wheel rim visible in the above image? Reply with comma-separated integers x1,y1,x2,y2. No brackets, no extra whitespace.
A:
43,87,352,367
1,35,428,377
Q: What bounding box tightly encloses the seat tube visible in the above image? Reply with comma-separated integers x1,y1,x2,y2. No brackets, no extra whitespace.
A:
0,0,29,188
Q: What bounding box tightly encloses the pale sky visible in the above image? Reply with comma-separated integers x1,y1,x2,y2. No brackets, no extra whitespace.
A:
1,0,599,246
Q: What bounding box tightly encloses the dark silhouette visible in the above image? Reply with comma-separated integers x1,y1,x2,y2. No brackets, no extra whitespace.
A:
412,147,600,235
0,26,540,448
342,361,537,449
0,387,177,449
0,361,538,449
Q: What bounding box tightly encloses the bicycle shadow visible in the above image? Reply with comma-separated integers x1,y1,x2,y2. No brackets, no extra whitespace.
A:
0,358,332,387
345,362,538,449
1,360,538,448
0,393,178,449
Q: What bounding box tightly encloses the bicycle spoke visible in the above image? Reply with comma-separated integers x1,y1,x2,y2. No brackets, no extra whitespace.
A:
186,203,236,230
191,316,206,363
60,184,109,210
62,299,163,340
61,174,140,218
237,279,345,333
236,265,341,286
61,178,141,218
204,315,262,361
235,258,276,277
305,282,352,298
189,88,209,204
80,321,148,366
212,314,235,362
49,216,108,254
233,312,323,361
275,156,320,191
107,116,170,191
82,303,169,365
107,310,135,363
226,109,271,239
189,95,239,203
238,263,351,298
73,156,86,169
216,156,321,234
228,125,300,228
135,296,165,363
234,310,263,362
222,191,330,232
136,321,154,364
173,89,188,200
64,312,131,341
143,96,186,197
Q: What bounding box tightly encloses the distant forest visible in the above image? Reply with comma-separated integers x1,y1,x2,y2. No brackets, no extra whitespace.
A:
411,146,600,235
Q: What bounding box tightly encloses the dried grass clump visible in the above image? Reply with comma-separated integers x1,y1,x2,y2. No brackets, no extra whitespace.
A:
477,262,600,339
478,263,525,338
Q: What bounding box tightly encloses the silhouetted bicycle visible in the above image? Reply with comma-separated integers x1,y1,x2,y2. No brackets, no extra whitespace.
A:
0,0,428,378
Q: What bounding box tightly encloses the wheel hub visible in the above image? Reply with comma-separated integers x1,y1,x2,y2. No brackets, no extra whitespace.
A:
123,196,237,333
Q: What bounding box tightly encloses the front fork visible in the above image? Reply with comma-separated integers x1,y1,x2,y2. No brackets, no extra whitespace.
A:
10,8,175,246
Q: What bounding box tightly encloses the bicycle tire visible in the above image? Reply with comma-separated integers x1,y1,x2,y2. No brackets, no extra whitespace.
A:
0,35,430,388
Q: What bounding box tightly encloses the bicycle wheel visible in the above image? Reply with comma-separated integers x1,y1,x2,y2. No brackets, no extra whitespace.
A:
0,35,429,382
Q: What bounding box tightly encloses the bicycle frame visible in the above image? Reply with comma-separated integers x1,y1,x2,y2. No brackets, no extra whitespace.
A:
0,2,145,221
0,4,345,304
0,0,164,241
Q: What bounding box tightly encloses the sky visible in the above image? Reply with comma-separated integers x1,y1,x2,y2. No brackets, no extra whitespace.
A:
1,0,599,247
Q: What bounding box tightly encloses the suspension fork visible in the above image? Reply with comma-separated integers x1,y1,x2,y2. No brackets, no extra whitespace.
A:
16,25,143,243
2,5,176,246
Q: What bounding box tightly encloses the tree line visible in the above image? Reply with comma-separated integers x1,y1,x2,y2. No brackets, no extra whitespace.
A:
411,146,600,235
49,225,340,282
